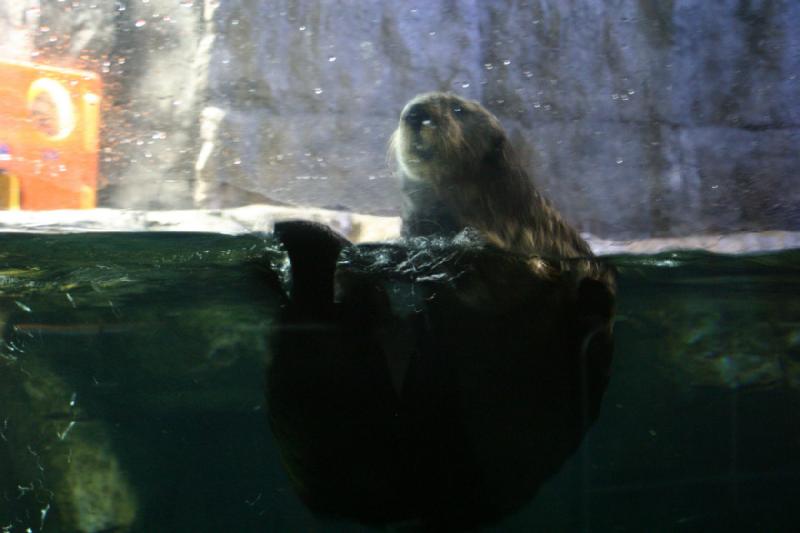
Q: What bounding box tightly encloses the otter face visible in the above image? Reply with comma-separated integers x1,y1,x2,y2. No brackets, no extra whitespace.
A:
391,92,505,185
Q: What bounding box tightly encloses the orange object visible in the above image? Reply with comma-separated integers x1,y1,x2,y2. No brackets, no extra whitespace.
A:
0,59,102,209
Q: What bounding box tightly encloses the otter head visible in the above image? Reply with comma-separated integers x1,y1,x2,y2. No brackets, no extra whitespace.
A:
390,92,508,187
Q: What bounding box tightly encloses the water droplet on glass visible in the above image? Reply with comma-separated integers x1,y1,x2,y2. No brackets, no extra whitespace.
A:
231,19,240,26
299,25,306,31
503,59,511,66
484,63,494,71
313,88,323,95
39,26,50,33
616,159,624,165
460,81,471,88
328,56,337,62
233,158,241,166
135,19,146,28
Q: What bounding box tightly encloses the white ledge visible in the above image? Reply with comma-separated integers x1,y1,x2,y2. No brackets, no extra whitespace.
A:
0,205,796,255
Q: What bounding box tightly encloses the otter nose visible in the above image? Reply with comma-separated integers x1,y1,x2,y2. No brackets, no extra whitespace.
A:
402,103,432,131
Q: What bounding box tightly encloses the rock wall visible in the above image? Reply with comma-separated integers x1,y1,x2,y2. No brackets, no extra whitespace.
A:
1,0,798,238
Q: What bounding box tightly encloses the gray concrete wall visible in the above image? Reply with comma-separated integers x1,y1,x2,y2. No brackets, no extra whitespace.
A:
1,0,798,238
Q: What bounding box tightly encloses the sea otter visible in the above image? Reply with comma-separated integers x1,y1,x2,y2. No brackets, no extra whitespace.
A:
265,94,615,531
390,92,595,265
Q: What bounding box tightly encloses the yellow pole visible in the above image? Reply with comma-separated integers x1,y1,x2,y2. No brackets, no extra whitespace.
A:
0,172,20,209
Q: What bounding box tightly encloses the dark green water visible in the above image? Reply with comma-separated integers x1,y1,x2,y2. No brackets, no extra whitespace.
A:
0,233,798,532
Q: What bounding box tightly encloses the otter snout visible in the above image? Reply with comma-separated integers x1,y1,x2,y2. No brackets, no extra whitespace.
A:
402,102,434,132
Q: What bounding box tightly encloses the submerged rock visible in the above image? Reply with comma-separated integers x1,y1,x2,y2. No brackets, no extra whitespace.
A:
0,232,285,531
0,337,138,532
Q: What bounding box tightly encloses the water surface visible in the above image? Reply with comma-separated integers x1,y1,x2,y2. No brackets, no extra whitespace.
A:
0,233,797,532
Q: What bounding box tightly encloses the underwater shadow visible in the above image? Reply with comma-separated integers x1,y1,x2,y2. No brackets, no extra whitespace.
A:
266,220,615,531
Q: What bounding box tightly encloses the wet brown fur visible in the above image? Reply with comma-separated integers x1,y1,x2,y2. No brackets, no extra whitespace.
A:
390,92,608,283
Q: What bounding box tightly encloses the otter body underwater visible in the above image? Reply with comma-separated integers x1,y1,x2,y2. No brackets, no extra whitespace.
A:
391,91,597,267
